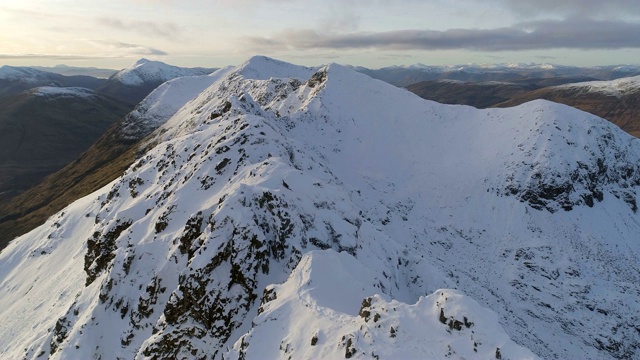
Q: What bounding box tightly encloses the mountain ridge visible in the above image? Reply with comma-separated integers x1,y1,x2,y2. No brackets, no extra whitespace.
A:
0,66,106,98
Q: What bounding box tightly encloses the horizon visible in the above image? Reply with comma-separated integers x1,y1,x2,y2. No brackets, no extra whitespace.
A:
5,56,640,73
1,1,639,70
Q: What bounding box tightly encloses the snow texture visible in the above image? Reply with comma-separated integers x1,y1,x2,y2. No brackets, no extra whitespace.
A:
1,56,639,360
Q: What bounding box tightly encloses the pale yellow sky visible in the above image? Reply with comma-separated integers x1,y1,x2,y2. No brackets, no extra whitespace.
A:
1,0,640,69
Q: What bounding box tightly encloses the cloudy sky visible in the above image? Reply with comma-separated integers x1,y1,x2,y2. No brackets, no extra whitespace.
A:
1,0,640,69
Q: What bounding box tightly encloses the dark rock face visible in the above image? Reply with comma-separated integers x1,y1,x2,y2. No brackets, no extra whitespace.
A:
497,124,640,213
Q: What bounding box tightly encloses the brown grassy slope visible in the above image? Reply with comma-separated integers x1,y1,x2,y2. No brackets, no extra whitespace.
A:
0,122,148,249
406,81,532,108
0,91,131,203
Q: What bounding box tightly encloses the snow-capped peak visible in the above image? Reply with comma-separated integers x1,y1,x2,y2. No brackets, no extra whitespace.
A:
234,55,317,81
111,58,214,86
134,58,152,66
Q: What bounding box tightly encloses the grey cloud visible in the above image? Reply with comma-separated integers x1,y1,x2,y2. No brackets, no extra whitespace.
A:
495,0,640,16
98,18,183,39
244,18,640,52
89,41,168,55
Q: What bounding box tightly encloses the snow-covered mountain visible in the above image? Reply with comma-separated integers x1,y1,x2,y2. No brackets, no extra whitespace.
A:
1,56,639,359
97,59,217,106
111,58,214,87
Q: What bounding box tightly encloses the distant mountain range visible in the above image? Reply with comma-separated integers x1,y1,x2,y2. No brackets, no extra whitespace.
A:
31,64,117,78
355,63,640,87
1,56,639,359
0,65,105,98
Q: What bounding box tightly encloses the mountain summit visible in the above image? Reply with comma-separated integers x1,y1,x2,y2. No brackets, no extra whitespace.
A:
1,57,638,359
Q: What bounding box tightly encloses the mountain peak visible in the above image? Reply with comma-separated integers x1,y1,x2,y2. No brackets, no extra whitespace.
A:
235,55,316,80
110,59,215,86
135,58,152,66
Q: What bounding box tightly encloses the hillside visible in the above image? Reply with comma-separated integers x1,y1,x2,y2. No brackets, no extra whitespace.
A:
0,87,130,204
496,76,640,137
1,56,639,359
0,72,221,249
0,59,221,247
0,66,106,98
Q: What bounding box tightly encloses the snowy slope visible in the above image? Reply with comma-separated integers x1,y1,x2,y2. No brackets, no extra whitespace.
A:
1,56,639,360
0,65,54,83
112,58,214,86
119,68,233,141
31,86,97,99
555,75,640,97
232,250,538,359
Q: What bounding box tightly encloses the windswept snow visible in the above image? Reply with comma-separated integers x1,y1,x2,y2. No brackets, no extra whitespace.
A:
1,56,639,359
